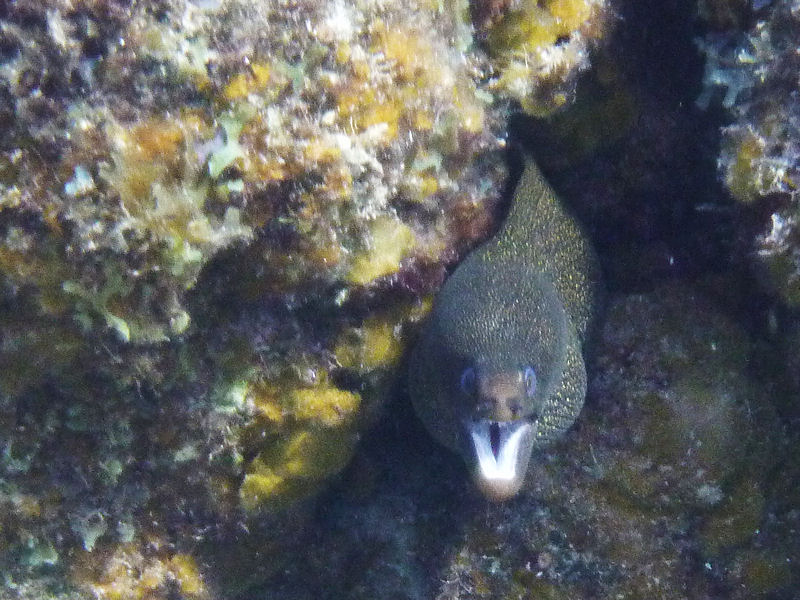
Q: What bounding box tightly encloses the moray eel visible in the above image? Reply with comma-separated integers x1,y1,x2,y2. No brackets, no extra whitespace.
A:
408,156,600,500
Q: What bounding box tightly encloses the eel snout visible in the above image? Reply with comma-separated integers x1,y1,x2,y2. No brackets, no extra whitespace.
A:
467,419,534,501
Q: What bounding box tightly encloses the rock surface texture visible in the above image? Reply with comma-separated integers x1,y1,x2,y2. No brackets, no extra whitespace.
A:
3,0,800,598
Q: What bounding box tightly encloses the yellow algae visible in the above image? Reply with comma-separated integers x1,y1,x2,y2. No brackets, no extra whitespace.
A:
131,120,185,163
482,0,607,114
490,0,595,53
322,165,354,202
335,316,405,370
247,62,271,88
726,130,766,203
223,63,272,101
334,300,432,382
347,215,416,285
100,117,192,211
488,9,549,53
238,375,365,511
224,74,252,102
240,468,286,510
248,381,285,423
373,25,441,88
337,87,374,119
13,494,42,519
332,20,462,144
304,138,343,164
168,554,207,597
290,383,361,427
412,109,434,131
459,102,486,135
240,426,359,511
358,99,403,141
359,320,402,365
280,429,356,479
335,42,351,64
420,174,439,197
352,56,371,80
102,118,188,213
547,0,596,30
244,154,295,183
337,86,401,141
72,542,208,600
417,295,434,317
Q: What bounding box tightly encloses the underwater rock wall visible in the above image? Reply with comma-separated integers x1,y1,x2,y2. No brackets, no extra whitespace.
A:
0,0,614,597
4,0,799,598
228,282,800,599
698,0,800,305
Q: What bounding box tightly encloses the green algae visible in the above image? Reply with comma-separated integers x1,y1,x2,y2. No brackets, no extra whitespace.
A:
738,550,794,597
510,571,577,600
700,479,764,556
587,284,759,523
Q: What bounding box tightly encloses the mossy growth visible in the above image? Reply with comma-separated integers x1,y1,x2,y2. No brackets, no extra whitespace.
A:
511,571,578,599
334,314,408,371
223,63,273,102
738,550,794,596
104,116,251,249
238,377,362,512
701,479,764,556
330,18,487,145
0,0,507,591
71,540,208,600
481,0,609,114
588,284,761,521
639,376,751,478
724,128,767,204
347,215,417,285
239,426,359,511
0,312,84,397
749,212,800,307
487,0,596,53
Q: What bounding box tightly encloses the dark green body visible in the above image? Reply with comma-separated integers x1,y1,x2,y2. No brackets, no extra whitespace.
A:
408,157,600,499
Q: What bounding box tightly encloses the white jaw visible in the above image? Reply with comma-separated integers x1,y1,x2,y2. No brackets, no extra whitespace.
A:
467,419,534,501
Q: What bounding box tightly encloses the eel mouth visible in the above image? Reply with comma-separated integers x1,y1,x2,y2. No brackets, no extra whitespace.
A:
466,419,534,501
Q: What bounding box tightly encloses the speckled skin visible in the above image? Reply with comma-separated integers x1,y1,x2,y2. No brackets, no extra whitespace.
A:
409,156,600,499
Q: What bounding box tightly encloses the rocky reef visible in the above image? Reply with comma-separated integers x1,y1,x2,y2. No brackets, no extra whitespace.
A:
473,0,611,114
0,0,615,597
2,0,799,598
213,282,800,599
697,0,800,305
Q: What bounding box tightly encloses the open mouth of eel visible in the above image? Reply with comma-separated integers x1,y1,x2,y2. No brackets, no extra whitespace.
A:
465,419,535,500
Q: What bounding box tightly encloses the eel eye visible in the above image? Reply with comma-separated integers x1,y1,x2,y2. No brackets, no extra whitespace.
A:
460,367,476,395
523,366,536,397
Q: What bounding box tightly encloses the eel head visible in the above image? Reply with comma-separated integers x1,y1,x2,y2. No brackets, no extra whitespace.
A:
409,253,569,501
